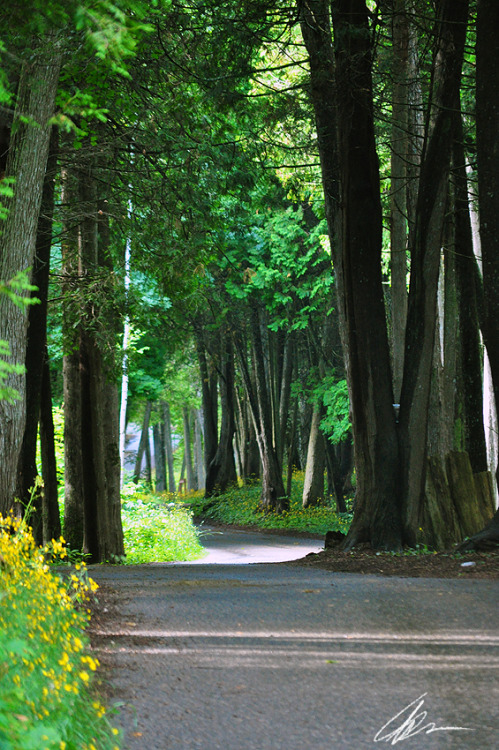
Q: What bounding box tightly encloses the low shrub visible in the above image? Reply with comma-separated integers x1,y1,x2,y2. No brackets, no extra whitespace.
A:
121,485,205,563
0,514,121,750
189,472,353,537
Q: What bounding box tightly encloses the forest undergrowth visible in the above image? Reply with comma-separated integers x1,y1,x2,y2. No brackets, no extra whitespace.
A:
0,515,122,750
187,470,352,537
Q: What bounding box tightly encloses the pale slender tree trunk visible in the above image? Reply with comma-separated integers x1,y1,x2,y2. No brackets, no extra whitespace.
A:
134,402,152,482
119,196,132,488
162,401,176,492
183,406,195,491
302,403,326,507
193,408,205,491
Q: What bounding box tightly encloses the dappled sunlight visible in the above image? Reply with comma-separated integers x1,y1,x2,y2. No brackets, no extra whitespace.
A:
92,627,499,670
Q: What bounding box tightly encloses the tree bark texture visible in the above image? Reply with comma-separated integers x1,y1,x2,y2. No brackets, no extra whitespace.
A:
133,401,152,483
459,0,499,548
302,402,326,507
451,113,487,473
162,401,176,492
61,156,124,562
0,41,61,514
399,0,469,543
205,334,238,497
182,405,196,491
234,303,287,511
194,321,218,474
193,408,205,491
153,422,167,492
331,0,402,549
390,0,409,403
40,350,61,542
15,127,58,537
62,166,84,550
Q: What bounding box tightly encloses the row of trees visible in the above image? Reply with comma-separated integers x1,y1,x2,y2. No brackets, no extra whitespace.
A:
0,0,498,559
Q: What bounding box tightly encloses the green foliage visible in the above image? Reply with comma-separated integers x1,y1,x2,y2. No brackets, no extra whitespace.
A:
0,340,25,403
0,270,39,309
121,484,205,563
0,176,15,222
0,271,39,402
316,377,351,445
222,191,333,333
0,514,121,750
74,0,154,78
190,472,352,536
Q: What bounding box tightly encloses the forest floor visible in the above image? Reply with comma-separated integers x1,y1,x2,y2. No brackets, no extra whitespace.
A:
292,542,499,579
199,520,499,579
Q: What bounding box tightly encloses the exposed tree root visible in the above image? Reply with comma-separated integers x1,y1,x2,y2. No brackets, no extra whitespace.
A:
455,510,499,551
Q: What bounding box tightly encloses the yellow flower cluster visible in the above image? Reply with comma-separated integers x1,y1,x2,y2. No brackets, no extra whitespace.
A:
0,514,120,750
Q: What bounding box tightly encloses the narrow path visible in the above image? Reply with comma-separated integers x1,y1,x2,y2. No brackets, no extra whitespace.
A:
188,524,324,564
89,533,499,750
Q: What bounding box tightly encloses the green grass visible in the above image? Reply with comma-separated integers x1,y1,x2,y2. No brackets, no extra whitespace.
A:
121,483,205,563
188,471,353,537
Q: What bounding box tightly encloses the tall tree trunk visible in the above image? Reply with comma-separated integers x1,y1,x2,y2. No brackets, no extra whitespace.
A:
78,165,106,561
300,0,399,546
235,372,260,480
331,0,402,550
134,401,152,483
76,155,123,561
302,403,326,507
234,303,287,511
390,0,409,403
460,0,499,547
183,405,195,491
277,332,294,467
40,350,61,542
153,422,166,492
205,334,238,497
399,0,469,544
61,164,84,551
451,111,487,473
0,41,61,514
193,407,205,491
15,127,58,539
162,401,176,493
194,321,218,474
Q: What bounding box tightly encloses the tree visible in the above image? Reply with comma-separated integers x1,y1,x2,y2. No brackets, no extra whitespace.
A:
15,128,59,542
0,39,62,515
299,0,483,549
459,0,499,549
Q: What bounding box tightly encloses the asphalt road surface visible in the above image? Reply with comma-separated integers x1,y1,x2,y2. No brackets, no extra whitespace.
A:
89,529,499,750
187,524,324,564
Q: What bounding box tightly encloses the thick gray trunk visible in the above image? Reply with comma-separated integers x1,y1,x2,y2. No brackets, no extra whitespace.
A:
0,41,61,514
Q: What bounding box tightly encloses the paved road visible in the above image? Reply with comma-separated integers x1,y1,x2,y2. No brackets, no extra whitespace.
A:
89,532,499,750
188,524,324,564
